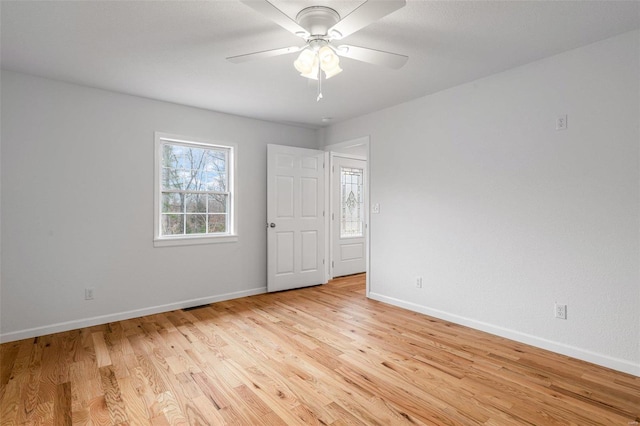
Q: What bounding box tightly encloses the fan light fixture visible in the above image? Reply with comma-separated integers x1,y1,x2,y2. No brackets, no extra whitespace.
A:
293,39,342,101
294,42,343,80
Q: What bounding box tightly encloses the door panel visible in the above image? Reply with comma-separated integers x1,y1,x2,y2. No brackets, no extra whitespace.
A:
276,176,294,217
332,157,366,278
301,177,318,217
340,242,364,261
301,230,318,271
268,144,326,292
302,156,319,169
276,232,294,275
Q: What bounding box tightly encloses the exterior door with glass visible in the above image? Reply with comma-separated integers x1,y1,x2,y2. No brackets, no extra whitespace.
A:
332,157,366,277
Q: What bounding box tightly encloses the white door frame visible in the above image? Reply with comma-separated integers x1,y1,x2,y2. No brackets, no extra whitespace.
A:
330,155,367,277
324,136,370,296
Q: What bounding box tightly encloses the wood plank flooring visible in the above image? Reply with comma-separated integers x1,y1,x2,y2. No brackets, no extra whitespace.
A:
1,273,638,425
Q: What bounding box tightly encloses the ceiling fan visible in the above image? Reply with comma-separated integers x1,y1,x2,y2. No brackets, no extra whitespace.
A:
227,0,408,100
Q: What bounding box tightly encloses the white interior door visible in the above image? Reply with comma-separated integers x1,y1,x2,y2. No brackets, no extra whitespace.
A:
267,144,326,292
332,156,366,277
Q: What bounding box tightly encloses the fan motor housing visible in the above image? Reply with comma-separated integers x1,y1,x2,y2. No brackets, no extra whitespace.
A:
296,6,340,36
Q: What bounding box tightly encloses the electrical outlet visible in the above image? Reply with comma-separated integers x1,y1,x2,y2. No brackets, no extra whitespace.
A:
416,277,423,288
85,288,94,300
554,303,567,319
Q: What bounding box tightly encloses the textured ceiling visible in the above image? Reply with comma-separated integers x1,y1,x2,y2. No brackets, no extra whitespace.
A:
1,1,639,128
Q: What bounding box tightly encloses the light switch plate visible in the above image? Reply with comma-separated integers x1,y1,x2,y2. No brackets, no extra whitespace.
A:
556,114,568,131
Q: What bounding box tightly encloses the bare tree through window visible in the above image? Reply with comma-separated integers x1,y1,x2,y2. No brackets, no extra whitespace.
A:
160,142,231,236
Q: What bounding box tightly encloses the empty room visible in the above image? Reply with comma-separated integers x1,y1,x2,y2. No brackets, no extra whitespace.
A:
1,0,639,424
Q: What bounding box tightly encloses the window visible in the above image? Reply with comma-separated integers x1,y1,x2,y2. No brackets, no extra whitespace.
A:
154,133,237,246
340,166,364,238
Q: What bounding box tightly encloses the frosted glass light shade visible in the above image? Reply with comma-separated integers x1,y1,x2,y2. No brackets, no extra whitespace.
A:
294,49,317,74
318,46,342,79
294,45,342,80
323,63,342,78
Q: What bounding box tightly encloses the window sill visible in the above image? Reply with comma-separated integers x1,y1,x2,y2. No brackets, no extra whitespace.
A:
154,234,238,247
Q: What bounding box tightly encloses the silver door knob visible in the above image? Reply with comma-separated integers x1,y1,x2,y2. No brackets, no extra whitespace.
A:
269,223,276,228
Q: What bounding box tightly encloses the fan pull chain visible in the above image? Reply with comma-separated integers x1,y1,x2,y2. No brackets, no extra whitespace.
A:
316,57,323,102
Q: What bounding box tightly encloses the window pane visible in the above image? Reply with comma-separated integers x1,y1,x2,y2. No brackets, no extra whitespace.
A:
184,147,205,170
186,214,207,234
194,171,207,191
183,169,200,191
162,214,184,235
163,144,180,169
162,193,183,213
158,139,233,240
340,166,363,238
162,167,197,190
208,194,227,213
208,214,227,233
162,167,182,190
204,171,227,191
185,193,206,213
205,150,227,173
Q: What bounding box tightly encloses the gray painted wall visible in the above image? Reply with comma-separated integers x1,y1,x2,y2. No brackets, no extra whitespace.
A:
0,71,317,340
322,31,640,375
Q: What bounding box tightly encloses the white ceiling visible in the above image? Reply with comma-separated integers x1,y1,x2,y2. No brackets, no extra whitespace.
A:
2,1,639,128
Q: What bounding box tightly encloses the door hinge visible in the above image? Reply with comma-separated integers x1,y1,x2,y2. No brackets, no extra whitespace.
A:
323,211,325,217
323,259,325,265
332,165,335,173
332,213,334,220
331,261,334,268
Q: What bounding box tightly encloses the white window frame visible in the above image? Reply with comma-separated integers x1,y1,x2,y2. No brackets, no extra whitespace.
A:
154,132,238,247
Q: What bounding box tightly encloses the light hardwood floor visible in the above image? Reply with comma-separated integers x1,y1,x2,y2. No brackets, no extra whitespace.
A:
1,273,638,425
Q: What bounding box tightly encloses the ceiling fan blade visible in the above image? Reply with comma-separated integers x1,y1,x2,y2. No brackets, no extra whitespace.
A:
329,0,406,40
227,46,302,63
336,44,408,69
240,0,308,37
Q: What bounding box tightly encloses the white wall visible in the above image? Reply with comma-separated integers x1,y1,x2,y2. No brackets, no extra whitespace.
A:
0,71,317,341
322,30,640,376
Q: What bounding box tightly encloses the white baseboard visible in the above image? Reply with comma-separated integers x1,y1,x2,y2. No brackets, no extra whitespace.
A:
0,286,267,343
368,292,639,377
